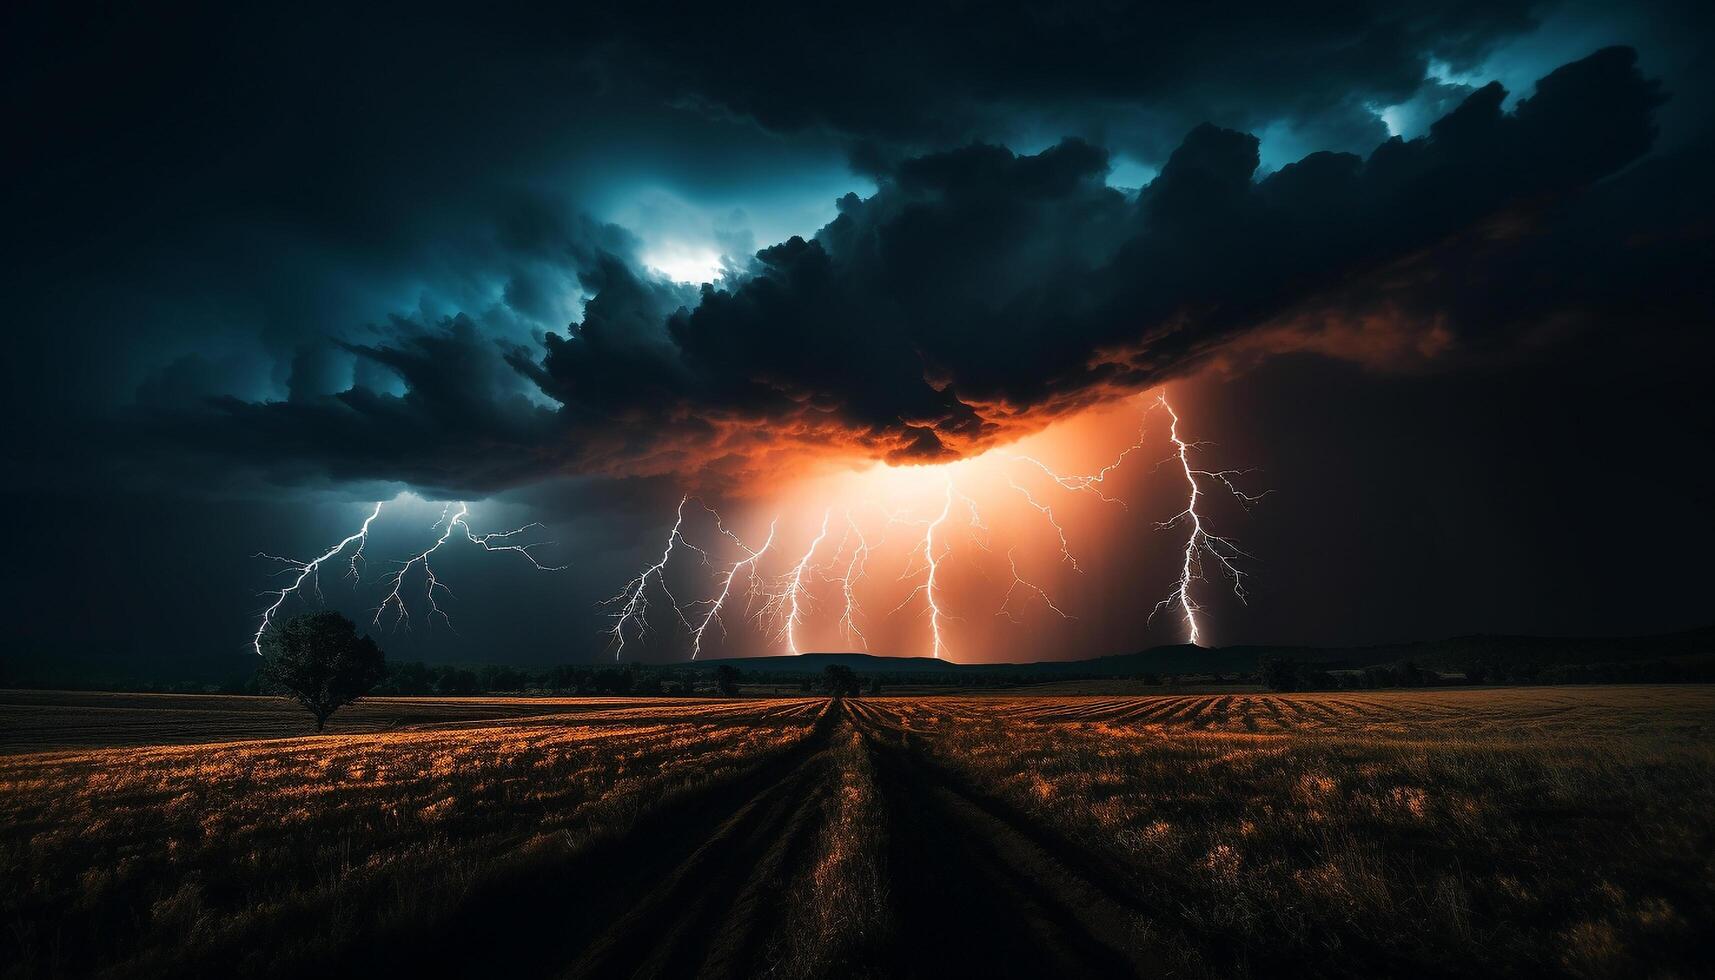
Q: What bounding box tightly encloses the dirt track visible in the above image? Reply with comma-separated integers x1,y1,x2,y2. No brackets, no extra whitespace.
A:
329,698,1189,980
866,726,1162,978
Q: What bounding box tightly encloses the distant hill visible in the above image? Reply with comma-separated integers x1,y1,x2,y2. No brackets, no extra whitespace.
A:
8,626,1708,695
695,652,967,674
696,626,1715,678
1335,627,1715,670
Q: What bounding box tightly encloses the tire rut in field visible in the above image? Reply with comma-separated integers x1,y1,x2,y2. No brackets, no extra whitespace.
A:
562,735,832,979
859,724,1159,978
347,702,1216,979
331,706,839,980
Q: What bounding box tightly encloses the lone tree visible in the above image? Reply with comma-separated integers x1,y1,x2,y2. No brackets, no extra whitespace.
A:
822,664,861,697
260,611,386,732
714,664,742,696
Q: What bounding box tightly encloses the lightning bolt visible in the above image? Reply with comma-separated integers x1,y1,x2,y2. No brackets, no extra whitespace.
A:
892,477,954,659
605,495,706,660
781,510,831,654
461,519,565,570
365,502,564,633
373,503,467,631
1011,410,1151,508
1007,477,1081,572
586,391,1261,659
689,518,777,660
1150,391,1269,646
252,502,384,655
253,498,561,652
833,510,872,651
997,546,1074,623
950,483,991,551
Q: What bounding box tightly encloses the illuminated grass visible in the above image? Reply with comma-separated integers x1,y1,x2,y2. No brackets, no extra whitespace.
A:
0,700,824,977
857,686,1715,975
3,687,1710,977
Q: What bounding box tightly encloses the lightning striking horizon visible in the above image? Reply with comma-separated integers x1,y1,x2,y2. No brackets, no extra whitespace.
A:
689,519,777,660
605,496,705,660
833,511,872,650
781,510,832,654
594,389,1263,660
1150,393,1269,646
891,478,955,659
254,392,1259,662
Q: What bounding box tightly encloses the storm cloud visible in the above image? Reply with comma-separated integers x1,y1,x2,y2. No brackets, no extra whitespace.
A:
132,47,1683,493
6,1,1714,668
586,0,1544,162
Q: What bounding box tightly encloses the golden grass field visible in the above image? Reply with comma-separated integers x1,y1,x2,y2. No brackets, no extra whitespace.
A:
0,689,771,752
3,686,1711,978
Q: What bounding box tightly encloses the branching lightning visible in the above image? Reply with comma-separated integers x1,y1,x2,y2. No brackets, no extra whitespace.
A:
462,520,565,570
249,394,1261,662
250,390,1264,662
597,390,1262,659
1006,477,1081,572
951,484,990,548
781,510,831,654
371,503,565,632
605,496,707,660
1011,415,1152,508
252,499,562,654
374,503,464,631
605,498,854,661
1149,392,1269,646
891,477,955,659
689,519,777,660
832,510,872,650
253,502,384,655
997,547,1074,623
999,404,1159,586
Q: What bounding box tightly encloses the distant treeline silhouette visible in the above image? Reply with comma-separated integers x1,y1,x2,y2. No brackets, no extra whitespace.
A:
371,660,880,697
1260,654,1715,692
5,625,1709,695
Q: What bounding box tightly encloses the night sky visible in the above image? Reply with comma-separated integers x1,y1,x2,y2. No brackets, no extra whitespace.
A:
5,2,1713,677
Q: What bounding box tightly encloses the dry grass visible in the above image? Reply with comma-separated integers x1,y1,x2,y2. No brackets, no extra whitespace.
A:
4,687,1711,977
853,685,1715,739
855,686,1715,976
0,699,825,978
0,689,811,752
771,723,889,978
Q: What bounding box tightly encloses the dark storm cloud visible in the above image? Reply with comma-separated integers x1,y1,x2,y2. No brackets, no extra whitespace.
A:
4,2,1711,673
2,1,847,450
5,1,1707,500
136,47,1688,493
663,46,1670,445
588,0,1542,162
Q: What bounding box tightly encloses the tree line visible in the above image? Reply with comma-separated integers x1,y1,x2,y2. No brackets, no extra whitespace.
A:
251,613,884,731
1258,655,1715,692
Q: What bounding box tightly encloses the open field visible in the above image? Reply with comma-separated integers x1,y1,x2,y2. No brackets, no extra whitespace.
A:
0,690,763,753
3,687,1712,977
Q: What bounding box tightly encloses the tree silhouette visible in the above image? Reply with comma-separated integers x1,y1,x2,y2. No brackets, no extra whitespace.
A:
714,665,742,696
259,611,386,731
822,664,861,697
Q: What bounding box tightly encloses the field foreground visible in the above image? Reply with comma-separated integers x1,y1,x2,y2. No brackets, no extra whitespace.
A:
3,687,1712,978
